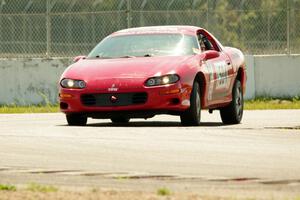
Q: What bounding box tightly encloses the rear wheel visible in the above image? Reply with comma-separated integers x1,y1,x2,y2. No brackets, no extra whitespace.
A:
180,81,201,126
220,80,243,124
66,114,87,126
111,117,130,124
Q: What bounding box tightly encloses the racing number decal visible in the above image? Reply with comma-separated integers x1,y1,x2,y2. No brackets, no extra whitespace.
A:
206,62,215,101
207,61,230,101
215,61,229,89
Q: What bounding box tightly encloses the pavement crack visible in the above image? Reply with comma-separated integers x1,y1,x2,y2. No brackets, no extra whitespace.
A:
0,167,12,171
113,175,177,180
28,169,83,174
264,126,300,130
207,177,260,182
260,179,300,185
81,172,128,177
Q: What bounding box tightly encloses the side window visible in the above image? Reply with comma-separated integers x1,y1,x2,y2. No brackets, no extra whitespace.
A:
197,30,220,52
197,33,215,52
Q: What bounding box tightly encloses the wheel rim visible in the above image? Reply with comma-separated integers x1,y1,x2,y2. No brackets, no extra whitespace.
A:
235,85,243,118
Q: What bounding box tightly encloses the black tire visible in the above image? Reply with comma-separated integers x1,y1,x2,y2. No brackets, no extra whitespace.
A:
220,80,243,124
180,81,201,126
111,117,130,124
66,114,87,126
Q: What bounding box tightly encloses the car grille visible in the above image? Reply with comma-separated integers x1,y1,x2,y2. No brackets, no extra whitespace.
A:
81,92,148,107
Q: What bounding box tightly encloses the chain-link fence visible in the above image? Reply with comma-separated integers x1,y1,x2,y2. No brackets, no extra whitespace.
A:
0,0,299,58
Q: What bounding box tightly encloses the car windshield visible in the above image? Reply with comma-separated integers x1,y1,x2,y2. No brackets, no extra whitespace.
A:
88,34,199,59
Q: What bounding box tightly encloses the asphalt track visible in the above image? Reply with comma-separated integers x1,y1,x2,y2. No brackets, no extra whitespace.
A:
0,110,300,197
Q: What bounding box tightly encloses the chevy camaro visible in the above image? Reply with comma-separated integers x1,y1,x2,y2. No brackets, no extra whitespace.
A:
59,26,246,126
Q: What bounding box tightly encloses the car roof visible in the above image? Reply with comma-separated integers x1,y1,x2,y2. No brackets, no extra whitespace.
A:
111,25,202,36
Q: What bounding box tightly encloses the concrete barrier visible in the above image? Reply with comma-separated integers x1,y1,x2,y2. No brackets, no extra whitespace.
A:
0,58,71,105
254,55,300,97
244,55,256,99
0,55,299,105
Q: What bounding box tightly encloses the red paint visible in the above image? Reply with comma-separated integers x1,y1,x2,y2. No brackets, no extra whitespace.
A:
59,26,246,117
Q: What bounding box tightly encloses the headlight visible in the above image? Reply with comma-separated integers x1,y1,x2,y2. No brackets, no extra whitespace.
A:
60,79,86,89
145,74,180,87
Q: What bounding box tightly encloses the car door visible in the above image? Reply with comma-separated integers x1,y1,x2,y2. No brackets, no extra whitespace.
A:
198,31,233,105
210,52,233,102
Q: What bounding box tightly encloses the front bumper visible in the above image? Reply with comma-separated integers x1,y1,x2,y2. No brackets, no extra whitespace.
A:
59,82,191,117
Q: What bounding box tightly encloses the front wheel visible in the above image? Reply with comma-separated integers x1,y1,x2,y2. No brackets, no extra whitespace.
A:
180,81,201,126
66,114,87,126
220,80,243,124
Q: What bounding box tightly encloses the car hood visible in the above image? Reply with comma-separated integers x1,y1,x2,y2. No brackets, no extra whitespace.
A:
63,55,192,79
62,55,193,90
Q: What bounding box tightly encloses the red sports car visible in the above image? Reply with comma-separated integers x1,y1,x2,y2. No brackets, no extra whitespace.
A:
59,26,246,126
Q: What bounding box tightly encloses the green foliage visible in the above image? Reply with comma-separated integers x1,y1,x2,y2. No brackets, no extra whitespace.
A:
27,183,58,193
0,0,299,57
157,187,171,196
0,184,17,191
1,98,300,114
245,97,300,110
292,96,300,102
0,105,59,114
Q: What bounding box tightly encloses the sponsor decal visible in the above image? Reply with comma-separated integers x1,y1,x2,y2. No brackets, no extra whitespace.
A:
214,61,229,89
118,27,179,34
108,84,118,92
206,61,215,101
206,60,231,100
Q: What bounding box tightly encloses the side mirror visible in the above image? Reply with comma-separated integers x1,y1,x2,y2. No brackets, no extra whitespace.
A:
73,55,86,63
204,50,220,60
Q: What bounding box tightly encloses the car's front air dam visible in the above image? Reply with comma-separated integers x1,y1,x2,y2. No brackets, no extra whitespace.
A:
59,82,191,114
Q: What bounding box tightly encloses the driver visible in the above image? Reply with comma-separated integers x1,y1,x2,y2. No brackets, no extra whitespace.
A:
198,34,212,52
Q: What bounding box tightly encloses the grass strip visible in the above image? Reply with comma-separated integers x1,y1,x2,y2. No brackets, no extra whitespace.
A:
0,105,59,114
245,97,300,110
27,183,58,193
157,187,171,196
0,98,300,114
0,184,17,191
